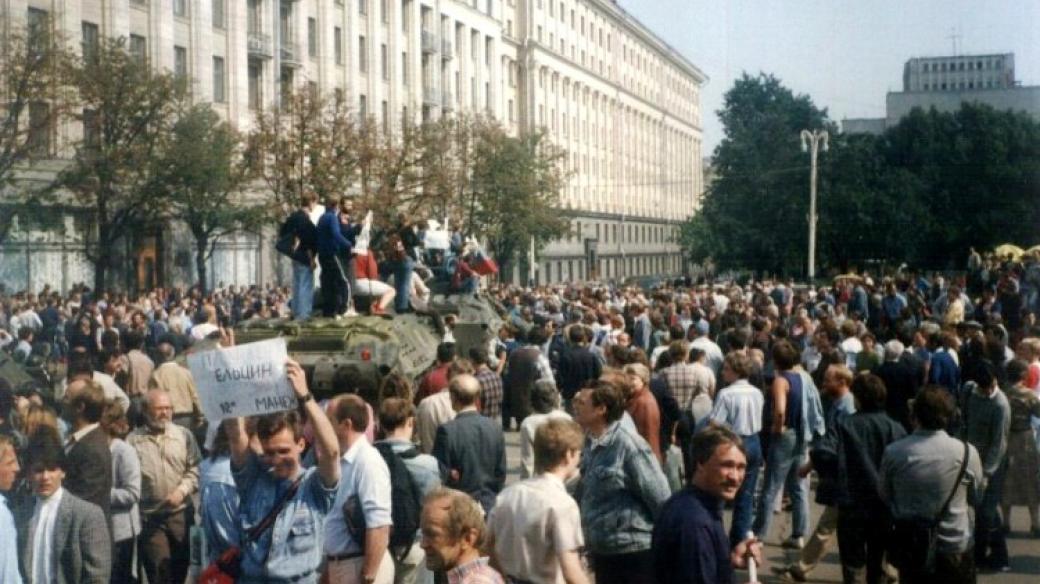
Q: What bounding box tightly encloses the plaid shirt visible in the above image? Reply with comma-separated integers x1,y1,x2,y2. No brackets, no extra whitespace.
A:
660,362,713,411
447,557,505,584
475,367,504,421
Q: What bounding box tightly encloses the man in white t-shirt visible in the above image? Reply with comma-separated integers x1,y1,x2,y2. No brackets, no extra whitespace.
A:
488,418,589,584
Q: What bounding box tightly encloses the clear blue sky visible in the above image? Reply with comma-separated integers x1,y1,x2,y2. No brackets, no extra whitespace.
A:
620,0,1040,157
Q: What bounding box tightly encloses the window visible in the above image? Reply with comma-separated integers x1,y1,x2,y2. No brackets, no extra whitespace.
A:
359,36,368,72
485,36,492,66
247,0,260,34
381,43,388,80
381,0,389,23
129,34,147,65
81,21,99,61
213,56,226,102
308,18,317,57
28,102,51,156
174,46,188,80
248,61,262,110
359,0,367,15
82,108,99,150
359,94,367,116
334,27,343,64
27,8,49,55
381,100,389,133
173,0,186,17
212,0,225,28
402,0,409,31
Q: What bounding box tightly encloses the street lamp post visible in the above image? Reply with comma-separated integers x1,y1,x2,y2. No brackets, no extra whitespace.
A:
800,129,829,282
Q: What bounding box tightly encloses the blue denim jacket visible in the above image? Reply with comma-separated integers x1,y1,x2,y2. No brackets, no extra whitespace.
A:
200,456,240,564
233,453,338,583
577,421,671,555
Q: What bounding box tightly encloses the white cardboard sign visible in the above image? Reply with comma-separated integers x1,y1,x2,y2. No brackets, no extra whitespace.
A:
187,337,297,422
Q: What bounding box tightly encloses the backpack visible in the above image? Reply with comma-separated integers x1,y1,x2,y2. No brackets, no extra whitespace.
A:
374,442,423,561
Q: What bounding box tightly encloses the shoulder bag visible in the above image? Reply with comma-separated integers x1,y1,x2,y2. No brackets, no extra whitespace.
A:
888,440,970,574
198,475,304,584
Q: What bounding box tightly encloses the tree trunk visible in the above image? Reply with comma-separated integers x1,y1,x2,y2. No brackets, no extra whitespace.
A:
195,235,209,293
94,221,111,293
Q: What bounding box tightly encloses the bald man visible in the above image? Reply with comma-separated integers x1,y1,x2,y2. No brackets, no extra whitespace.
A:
432,374,507,513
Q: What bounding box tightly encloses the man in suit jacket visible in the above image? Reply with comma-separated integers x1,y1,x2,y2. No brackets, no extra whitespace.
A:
557,326,603,405
20,431,111,584
62,378,113,524
432,374,506,514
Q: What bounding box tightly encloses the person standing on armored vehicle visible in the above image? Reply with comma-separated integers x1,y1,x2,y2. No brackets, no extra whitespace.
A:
316,195,359,318
279,191,319,320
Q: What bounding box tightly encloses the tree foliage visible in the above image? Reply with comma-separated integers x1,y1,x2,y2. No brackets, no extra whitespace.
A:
59,37,185,291
248,89,362,214
151,105,265,292
685,73,1040,277
464,122,570,275
0,27,72,243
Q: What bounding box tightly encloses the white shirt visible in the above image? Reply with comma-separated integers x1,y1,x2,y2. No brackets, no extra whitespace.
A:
416,391,455,455
488,474,584,584
60,373,130,413
708,380,765,436
519,410,572,479
31,487,64,584
190,323,219,341
324,437,392,556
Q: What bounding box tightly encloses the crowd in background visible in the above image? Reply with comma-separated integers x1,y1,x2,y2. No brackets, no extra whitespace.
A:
0,247,1038,583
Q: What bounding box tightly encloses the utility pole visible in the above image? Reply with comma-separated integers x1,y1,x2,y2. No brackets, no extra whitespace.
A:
800,129,829,282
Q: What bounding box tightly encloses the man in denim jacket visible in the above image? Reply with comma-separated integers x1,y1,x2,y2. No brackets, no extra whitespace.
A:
573,380,670,584
225,360,341,583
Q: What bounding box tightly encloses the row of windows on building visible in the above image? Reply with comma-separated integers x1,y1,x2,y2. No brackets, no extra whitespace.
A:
571,221,679,246
538,254,682,284
531,0,697,118
921,79,1003,91
921,57,1004,73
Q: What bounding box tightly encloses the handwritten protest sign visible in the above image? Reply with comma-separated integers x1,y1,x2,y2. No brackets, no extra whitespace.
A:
187,337,297,423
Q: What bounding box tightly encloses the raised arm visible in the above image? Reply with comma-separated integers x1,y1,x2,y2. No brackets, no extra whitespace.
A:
286,359,340,488
224,415,251,470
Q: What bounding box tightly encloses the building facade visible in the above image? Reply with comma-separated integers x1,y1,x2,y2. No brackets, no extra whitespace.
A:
0,0,705,291
903,53,1014,93
843,52,1037,136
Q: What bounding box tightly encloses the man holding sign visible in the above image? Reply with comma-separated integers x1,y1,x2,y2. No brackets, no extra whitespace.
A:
223,358,341,583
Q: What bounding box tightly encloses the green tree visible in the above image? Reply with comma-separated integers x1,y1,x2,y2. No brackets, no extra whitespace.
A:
691,73,833,276
817,133,929,271
152,105,264,292
465,123,570,277
881,104,1040,264
0,27,71,243
59,37,185,291
248,88,362,214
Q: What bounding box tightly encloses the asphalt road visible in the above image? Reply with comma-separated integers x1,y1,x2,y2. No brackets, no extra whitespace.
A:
501,430,1040,584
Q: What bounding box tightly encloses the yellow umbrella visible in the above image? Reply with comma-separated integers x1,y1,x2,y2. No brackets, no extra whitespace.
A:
833,273,863,283
993,244,1025,260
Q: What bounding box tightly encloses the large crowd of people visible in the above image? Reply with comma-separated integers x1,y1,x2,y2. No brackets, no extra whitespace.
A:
0,245,1039,584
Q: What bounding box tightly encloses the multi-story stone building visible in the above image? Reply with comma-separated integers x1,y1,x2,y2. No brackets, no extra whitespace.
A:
0,0,705,291
843,52,1039,137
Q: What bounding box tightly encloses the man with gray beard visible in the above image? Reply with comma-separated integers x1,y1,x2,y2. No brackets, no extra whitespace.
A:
128,388,200,584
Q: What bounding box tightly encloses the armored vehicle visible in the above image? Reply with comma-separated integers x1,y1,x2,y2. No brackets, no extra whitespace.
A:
234,293,503,399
